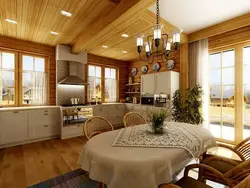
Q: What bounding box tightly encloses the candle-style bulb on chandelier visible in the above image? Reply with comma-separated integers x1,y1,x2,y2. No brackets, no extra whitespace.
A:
136,0,181,64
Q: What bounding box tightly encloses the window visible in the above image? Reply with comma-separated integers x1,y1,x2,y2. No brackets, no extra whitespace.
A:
0,50,48,106
105,68,117,102
88,65,102,102
243,46,250,139
21,54,47,105
88,65,118,103
209,50,235,141
0,51,17,106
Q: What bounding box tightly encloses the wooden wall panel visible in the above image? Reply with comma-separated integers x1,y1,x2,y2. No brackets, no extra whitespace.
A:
209,25,250,50
0,36,56,105
87,54,129,100
189,13,250,43
128,50,180,82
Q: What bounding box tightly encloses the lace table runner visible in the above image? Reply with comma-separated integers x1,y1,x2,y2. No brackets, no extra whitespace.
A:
112,122,202,158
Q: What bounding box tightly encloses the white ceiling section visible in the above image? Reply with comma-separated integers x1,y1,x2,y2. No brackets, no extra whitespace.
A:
149,0,250,34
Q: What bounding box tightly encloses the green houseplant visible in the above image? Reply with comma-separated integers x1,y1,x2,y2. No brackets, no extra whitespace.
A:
172,85,204,125
146,108,170,134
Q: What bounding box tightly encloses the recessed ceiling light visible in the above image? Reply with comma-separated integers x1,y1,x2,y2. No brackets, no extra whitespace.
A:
121,34,129,38
5,19,17,24
61,10,72,17
102,45,108,49
50,31,59,35
122,50,128,54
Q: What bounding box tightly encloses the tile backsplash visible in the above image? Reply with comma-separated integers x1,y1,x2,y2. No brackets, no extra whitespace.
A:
56,61,86,105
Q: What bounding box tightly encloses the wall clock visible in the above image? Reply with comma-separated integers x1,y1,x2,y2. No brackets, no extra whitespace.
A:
141,65,148,74
152,62,160,72
131,68,138,76
166,59,175,70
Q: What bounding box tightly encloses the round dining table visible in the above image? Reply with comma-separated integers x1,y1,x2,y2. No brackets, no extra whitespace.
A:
78,124,216,188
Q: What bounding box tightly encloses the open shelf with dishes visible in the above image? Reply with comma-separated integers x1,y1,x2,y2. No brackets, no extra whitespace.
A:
125,82,141,104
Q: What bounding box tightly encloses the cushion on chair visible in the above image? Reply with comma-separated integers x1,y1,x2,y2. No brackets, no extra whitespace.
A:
202,155,240,174
176,177,212,188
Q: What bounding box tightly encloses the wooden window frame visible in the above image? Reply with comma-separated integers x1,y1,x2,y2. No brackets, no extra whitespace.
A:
19,52,49,106
0,48,49,107
87,63,119,103
210,41,250,144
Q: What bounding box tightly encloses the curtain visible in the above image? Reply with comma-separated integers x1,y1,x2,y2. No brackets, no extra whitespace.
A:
105,78,117,102
189,38,209,127
31,72,47,105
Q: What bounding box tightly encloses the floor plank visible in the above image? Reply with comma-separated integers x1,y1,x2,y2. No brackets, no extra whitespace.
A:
0,137,86,188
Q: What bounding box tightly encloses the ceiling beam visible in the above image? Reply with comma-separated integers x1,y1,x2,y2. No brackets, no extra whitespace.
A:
72,0,155,53
188,13,250,43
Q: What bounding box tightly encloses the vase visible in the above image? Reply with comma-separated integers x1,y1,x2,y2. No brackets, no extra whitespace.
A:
152,122,164,134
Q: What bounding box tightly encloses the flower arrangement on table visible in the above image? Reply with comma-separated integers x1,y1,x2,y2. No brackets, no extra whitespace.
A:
146,108,171,134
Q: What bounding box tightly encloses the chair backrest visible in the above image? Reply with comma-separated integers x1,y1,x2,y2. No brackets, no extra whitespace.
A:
235,137,250,160
123,112,147,127
225,159,250,186
84,116,114,140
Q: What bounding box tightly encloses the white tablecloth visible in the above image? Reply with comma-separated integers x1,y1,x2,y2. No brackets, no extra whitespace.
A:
78,122,216,188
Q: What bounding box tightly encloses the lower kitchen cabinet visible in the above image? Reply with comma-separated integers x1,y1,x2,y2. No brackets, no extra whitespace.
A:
0,111,29,145
0,107,61,148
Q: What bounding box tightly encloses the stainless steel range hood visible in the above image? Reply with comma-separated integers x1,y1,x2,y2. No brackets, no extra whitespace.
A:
56,45,87,86
59,62,87,85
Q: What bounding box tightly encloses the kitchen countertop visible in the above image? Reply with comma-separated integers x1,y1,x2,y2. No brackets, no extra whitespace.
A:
0,105,61,111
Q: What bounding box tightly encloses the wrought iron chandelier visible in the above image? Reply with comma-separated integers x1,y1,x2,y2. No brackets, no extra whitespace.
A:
136,0,181,64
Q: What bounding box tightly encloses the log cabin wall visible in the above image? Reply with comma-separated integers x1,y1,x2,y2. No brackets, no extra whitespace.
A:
87,54,129,100
0,36,56,105
128,50,180,82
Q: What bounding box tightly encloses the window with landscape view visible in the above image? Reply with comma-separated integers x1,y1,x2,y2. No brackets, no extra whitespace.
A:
0,51,17,106
209,50,235,141
88,65,102,102
0,50,48,106
21,54,47,105
88,65,118,103
105,67,117,102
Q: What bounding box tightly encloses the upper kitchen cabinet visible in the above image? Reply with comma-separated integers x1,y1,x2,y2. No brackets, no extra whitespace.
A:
141,71,179,97
141,74,155,95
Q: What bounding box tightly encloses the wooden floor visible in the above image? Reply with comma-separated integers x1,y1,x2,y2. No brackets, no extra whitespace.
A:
0,137,87,188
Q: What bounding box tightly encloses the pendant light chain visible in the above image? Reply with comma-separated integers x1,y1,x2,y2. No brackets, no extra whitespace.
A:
156,0,159,25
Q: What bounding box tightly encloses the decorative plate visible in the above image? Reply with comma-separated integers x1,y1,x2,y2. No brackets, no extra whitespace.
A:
152,62,160,72
166,59,175,70
131,68,138,76
141,65,148,74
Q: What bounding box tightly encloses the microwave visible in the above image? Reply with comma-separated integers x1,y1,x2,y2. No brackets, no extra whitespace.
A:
141,95,154,105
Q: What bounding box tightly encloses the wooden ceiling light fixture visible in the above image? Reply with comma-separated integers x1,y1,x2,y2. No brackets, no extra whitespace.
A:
136,0,181,64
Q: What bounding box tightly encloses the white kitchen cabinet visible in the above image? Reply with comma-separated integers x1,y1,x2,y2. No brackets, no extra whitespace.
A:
92,104,125,127
141,71,179,98
0,111,29,145
0,107,61,148
155,72,170,94
141,74,155,95
29,109,60,139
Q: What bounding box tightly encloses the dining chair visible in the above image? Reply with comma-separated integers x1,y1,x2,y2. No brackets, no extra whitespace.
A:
199,156,250,187
202,136,250,162
161,174,250,188
159,163,232,188
123,112,147,127
83,116,114,140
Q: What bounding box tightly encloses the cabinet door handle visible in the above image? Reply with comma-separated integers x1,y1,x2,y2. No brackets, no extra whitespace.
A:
44,110,48,112
44,125,49,127
13,111,18,113
44,114,48,115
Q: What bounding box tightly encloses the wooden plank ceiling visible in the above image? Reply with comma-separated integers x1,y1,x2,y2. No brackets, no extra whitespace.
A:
0,0,187,61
